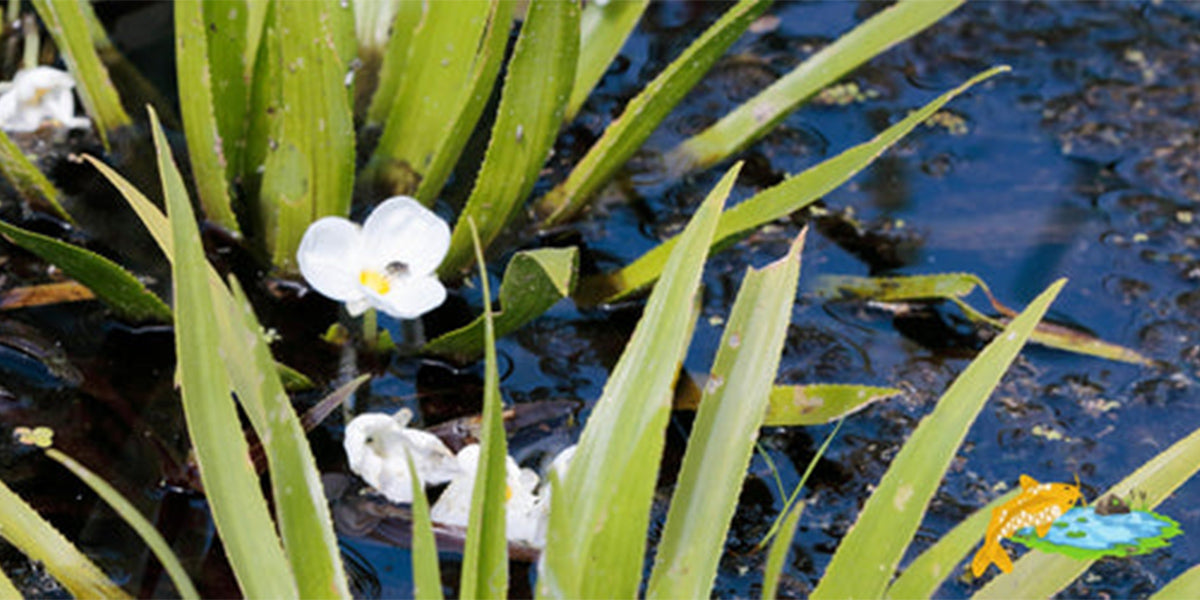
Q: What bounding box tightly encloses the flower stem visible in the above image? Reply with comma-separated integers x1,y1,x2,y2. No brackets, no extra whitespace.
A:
362,307,378,348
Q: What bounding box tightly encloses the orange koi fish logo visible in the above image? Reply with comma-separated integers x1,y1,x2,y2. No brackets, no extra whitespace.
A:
971,475,1084,577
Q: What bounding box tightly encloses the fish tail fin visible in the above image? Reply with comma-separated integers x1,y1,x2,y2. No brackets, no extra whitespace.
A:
993,542,1014,573
971,542,995,578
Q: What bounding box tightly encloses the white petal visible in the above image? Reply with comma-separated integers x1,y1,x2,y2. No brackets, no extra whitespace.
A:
345,297,371,316
297,217,365,302
400,428,460,486
361,196,450,276
370,275,447,319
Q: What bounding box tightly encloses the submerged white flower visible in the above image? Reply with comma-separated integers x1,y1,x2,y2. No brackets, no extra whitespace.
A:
343,408,460,504
297,196,450,319
0,67,90,132
430,444,543,547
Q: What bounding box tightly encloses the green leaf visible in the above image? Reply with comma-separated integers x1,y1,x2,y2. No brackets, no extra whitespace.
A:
0,128,70,221
565,0,649,122
647,230,805,598
404,447,444,600
424,247,578,362
668,0,964,174
30,0,131,150
363,0,424,126
820,273,1154,366
46,448,199,599
0,219,170,322
439,0,579,277
761,500,804,600
535,0,768,226
811,279,1065,599
152,106,299,598
459,219,509,599
0,476,130,599
1151,564,1200,600
258,0,356,273
0,565,18,599
538,163,737,599
974,416,1200,599
884,489,1020,599
576,66,1010,304
175,0,240,234
367,0,510,200
765,384,901,426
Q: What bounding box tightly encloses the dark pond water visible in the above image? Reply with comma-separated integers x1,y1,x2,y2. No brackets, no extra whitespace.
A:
2,1,1200,598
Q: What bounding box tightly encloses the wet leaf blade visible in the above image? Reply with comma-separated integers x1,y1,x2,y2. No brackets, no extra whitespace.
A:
647,230,805,599
368,0,504,199
975,413,1200,598
579,66,1010,304
363,0,424,126
811,279,1065,599
0,477,130,599
1150,563,1200,600
175,0,240,233
884,489,1020,599
404,448,444,600
29,0,131,150
761,500,805,600
424,247,578,362
152,106,299,599
439,0,579,277
538,164,737,599
259,0,355,273
536,0,768,226
0,129,70,221
0,566,17,598
765,384,902,426
220,278,349,599
816,272,987,302
459,220,509,600
670,0,963,173
0,219,170,322
565,0,649,122
46,449,200,600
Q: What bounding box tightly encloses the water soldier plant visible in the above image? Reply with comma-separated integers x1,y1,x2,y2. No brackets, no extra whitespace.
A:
0,1,1195,598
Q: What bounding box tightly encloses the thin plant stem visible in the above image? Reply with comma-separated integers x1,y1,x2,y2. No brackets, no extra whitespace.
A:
757,418,845,549
362,307,378,348
21,15,38,70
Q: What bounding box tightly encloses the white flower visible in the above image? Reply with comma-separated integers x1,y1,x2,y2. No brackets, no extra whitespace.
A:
430,444,543,547
0,67,90,132
297,196,450,319
343,408,460,504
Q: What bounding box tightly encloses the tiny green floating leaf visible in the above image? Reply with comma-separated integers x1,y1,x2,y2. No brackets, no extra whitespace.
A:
424,247,578,363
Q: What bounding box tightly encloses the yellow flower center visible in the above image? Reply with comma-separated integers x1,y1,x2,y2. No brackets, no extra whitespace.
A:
506,485,513,502
359,269,390,295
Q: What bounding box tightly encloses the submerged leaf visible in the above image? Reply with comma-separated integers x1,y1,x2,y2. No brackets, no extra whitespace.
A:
674,380,901,427
425,247,577,362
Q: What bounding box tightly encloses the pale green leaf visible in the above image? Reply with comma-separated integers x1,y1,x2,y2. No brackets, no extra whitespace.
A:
459,219,509,599
0,564,18,599
258,0,356,273
538,163,738,599
363,0,423,126
404,447,444,600
0,219,170,322
1151,563,1200,600
46,449,199,599
761,500,804,600
367,0,507,199
151,106,299,598
576,66,1010,304
0,476,129,599
765,384,901,426
811,279,1065,599
974,417,1200,599
668,0,964,174
30,0,131,150
884,489,1020,599
536,0,768,226
424,247,578,363
439,0,579,277
0,128,70,221
647,229,805,598
566,0,649,122
175,0,240,234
